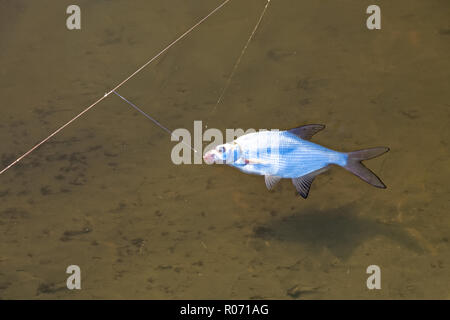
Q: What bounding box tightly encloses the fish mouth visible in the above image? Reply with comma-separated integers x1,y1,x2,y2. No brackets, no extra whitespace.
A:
203,152,216,165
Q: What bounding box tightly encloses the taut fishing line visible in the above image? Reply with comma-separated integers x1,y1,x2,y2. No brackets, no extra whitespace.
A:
205,0,271,129
212,0,271,112
0,0,232,175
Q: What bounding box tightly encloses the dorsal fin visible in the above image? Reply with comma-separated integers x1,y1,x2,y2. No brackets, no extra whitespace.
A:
287,124,325,140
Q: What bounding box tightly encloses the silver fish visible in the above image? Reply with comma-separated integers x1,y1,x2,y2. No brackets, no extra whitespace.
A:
203,124,389,198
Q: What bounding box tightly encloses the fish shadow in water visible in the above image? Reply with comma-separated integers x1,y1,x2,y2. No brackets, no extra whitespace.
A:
254,205,424,260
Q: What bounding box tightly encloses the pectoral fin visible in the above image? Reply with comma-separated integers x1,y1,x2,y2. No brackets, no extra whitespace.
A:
265,175,281,190
288,124,325,140
292,167,329,199
245,158,269,165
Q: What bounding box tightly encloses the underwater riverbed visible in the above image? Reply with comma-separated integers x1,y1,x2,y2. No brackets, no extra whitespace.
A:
0,0,449,299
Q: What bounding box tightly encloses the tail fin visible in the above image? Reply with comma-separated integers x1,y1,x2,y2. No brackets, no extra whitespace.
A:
343,147,389,188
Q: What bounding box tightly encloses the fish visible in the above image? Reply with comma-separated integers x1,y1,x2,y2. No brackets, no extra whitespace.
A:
203,124,389,198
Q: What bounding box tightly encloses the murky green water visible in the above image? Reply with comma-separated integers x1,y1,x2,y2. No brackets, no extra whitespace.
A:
0,0,449,299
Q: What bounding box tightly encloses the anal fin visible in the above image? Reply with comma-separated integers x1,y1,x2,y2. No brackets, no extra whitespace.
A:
292,167,329,199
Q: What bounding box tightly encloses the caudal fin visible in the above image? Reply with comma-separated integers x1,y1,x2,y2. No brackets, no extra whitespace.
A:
343,147,389,188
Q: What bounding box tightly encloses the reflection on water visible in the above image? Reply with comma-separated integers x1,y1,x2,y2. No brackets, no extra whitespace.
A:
0,0,449,299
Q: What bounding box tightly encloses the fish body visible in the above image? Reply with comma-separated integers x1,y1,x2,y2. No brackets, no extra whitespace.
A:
229,130,347,178
203,124,389,198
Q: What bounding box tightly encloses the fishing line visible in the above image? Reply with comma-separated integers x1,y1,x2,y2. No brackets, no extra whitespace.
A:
210,0,271,116
112,91,198,153
0,0,231,176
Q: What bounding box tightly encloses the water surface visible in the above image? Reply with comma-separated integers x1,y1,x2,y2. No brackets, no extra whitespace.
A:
0,0,449,299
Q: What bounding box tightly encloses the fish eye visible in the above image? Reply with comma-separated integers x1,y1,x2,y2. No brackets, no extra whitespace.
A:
218,146,226,153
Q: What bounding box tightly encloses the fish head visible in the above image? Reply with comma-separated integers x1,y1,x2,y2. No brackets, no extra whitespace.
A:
203,142,241,165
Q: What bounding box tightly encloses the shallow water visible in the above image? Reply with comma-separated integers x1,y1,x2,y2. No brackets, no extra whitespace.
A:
0,0,449,299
